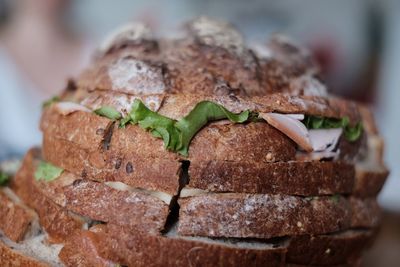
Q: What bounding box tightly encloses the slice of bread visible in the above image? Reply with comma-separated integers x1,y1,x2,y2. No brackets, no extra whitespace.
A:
353,135,389,197
60,223,287,267
178,193,352,239
62,179,170,233
178,192,382,239
0,188,38,242
188,160,354,196
11,149,85,243
59,228,115,267
349,197,381,228
42,134,183,195
16,149,172,234
351,105,388,197
59,222,376,267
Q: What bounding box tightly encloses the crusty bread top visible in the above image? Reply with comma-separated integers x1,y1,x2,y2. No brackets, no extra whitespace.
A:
70,16,366,123
78,17,321,98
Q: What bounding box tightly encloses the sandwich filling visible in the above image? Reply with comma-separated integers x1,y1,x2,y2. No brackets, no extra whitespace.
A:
85,99,363,157
50,99,363,157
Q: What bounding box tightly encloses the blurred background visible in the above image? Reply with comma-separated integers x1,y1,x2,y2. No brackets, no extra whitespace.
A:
0,0,399,265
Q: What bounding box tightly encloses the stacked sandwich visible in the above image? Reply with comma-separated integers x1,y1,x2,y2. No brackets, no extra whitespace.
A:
0,17,389,267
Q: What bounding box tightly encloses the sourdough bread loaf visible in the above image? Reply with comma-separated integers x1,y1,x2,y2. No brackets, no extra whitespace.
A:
0,17,388,266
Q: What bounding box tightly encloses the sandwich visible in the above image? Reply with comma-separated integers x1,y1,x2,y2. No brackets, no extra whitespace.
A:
0,17,388,267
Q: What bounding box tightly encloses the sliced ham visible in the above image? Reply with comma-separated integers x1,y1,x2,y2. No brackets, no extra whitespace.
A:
260,113,344,155
54,102,91,116
259,113,313,152
309,128,342,152
286,114,305,120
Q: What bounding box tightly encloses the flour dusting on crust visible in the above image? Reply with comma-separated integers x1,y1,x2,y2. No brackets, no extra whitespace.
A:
108,57,166,94
187,16,245,56
99,22,153,52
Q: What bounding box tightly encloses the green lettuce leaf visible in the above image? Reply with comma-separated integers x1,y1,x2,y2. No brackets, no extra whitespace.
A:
34,161,64,182
42,96,60,109
0,171,10,186
122,99,250,156
304,115,363,142
94,106,122,120
174,101,249,155
344,122,363,142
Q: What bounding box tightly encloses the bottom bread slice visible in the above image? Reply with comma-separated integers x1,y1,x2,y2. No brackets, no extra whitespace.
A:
59,222,376,267
60,223,287,267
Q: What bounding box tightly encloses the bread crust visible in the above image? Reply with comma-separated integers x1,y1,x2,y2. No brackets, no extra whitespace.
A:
11,149,85,243
0,190,36,242
59,229,114,267
349,197,381,228
63,179,170,233
40,107,112,151
353,167,389,197
15,149,170,234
